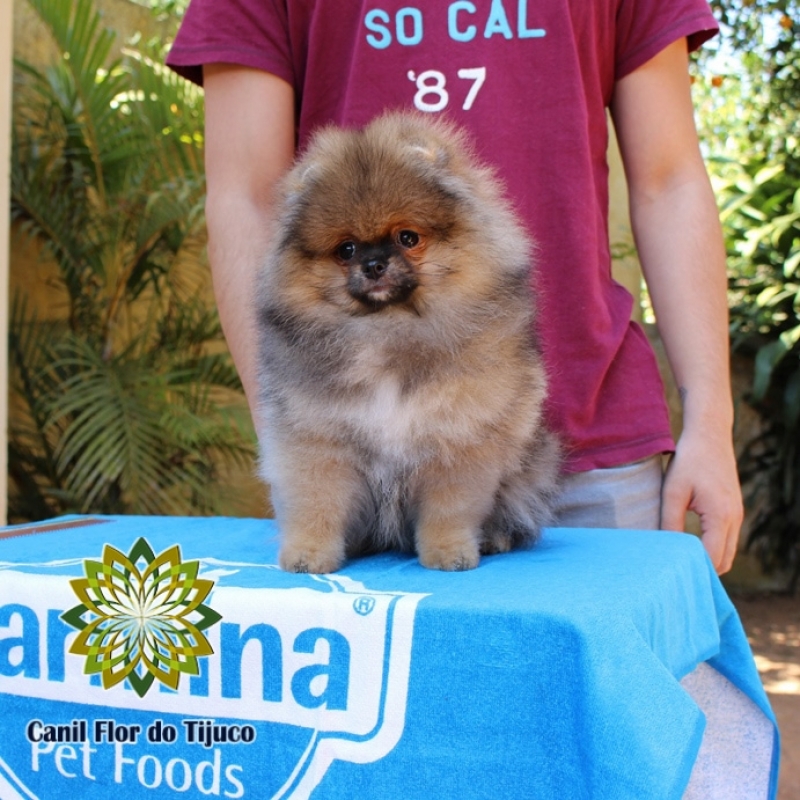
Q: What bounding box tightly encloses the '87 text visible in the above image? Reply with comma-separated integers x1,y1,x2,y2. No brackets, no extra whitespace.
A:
407,67,486,112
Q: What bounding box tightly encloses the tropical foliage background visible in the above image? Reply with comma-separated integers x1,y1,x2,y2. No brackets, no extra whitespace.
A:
9,0,255,522
697,1,800,589
7,0,800,587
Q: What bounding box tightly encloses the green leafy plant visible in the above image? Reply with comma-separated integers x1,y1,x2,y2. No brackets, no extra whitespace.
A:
9,0,255,521
707,1,799,166
691,3,800,588
715,158,800,589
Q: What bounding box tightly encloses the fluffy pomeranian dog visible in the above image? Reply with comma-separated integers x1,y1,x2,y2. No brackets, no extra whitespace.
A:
256,112,561,573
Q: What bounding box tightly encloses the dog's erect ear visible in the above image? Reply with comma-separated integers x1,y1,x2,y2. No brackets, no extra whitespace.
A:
281,126,347,207
377,113,455,169
352,111,456,172
405,141,451,169
282,162,318,207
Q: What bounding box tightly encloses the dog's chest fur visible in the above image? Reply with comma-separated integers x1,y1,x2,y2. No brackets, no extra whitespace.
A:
362,376,413,447
343,349,433,461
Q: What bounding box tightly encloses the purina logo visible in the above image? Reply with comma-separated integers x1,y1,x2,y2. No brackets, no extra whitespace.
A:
0,534,428,799
60,538,222,698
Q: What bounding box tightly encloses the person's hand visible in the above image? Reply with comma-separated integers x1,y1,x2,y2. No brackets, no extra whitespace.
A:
660,426,744,574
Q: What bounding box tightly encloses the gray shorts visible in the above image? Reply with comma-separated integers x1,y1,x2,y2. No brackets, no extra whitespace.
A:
552,455,664,530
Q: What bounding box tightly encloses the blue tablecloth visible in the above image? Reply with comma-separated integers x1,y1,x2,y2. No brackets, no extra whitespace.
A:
0,516,780,799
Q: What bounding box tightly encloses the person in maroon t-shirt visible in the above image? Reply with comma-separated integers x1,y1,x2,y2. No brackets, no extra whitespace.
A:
167,0,743,573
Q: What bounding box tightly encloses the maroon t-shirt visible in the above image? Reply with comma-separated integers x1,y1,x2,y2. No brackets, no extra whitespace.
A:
167,0,718,472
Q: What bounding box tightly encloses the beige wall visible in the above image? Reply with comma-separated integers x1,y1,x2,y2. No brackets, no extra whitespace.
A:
0,0,12,524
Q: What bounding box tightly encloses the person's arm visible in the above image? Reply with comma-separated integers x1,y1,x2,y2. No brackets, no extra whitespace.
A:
610,38,743,573
203,64,296,431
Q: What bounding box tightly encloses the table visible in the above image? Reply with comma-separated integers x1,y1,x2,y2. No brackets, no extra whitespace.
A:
0,516,779,799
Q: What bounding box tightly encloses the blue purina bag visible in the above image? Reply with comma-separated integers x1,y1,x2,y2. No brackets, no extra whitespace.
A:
0,516,780,799
0,517,428,799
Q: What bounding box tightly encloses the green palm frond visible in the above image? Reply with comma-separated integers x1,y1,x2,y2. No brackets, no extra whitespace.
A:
10,181,102,336
24,0,140,201
41,333,252,516
9,0,257,523
123,44,205,179
7,296,71,517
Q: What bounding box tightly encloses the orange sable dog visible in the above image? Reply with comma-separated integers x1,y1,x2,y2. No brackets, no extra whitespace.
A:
256,112,562,573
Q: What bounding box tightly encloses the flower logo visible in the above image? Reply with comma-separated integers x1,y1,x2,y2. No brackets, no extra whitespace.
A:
61,537,222,697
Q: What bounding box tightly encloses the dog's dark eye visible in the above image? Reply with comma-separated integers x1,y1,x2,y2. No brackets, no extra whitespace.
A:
336,241,357,261
397,230,420,249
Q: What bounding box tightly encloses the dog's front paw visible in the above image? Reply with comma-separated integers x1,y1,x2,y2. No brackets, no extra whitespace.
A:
480,529,513,555
279,543,344,574
418,540,480,571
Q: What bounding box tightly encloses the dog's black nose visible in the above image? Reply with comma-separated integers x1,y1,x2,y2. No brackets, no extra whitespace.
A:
362,258,388,280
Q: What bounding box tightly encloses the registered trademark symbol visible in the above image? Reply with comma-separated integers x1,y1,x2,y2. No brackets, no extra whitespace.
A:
353,596,376,616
